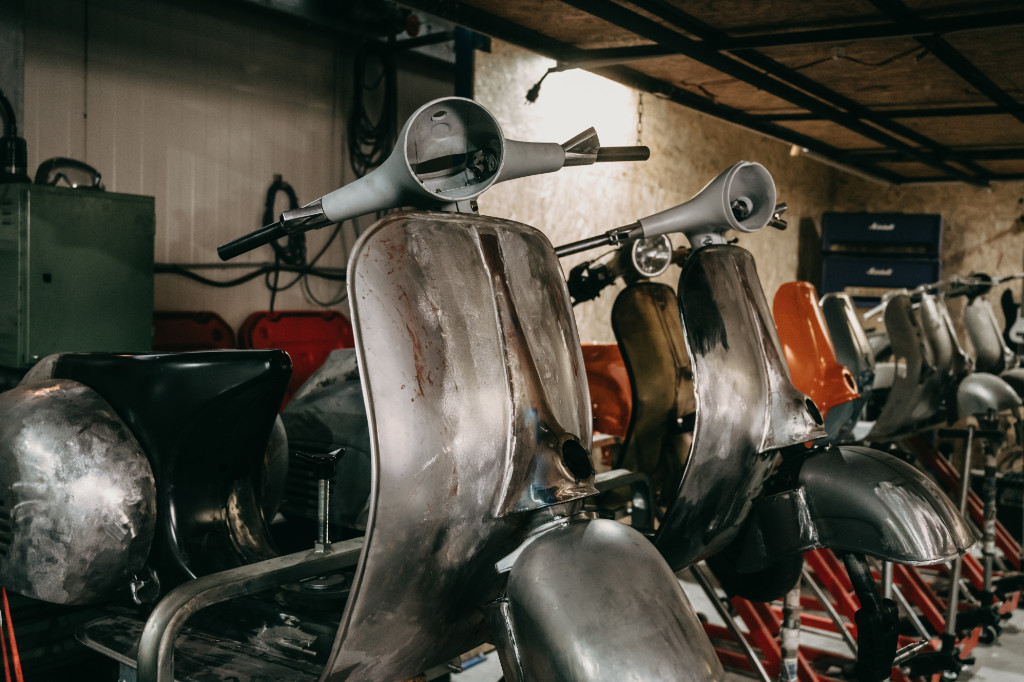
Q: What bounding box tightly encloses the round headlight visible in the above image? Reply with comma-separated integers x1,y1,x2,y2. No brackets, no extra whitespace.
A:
631,235,673,278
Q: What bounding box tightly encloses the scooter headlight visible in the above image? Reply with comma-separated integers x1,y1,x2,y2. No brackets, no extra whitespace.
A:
631,235,673,278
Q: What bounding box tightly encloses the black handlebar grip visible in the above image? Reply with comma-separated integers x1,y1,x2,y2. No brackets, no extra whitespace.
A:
217,221,288,260
596,146,651,163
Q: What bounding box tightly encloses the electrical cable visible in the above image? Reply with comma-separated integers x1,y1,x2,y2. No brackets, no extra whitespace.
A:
347,39,398,179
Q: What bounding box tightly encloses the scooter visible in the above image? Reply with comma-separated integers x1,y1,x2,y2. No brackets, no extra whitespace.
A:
1,97,727,681
820,282,1023,672
556,167,974,681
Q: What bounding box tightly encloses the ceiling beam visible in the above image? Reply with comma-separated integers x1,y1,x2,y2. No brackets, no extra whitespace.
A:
559,0,988,184
395,0,905,183
868,0,1024,126
849,147,1024,162
753,104,1017,122
704,9,1024,51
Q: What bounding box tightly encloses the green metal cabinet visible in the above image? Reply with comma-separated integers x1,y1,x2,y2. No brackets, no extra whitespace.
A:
0,184,155,368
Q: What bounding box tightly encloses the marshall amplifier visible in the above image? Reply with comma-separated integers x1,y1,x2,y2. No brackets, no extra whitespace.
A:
822,212,942,257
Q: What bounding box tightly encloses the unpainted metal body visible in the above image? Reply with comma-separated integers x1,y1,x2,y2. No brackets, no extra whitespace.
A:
0,379,156,604
965,296,1016,375
655,245,824,570
323,211,700,680
493,516,725,682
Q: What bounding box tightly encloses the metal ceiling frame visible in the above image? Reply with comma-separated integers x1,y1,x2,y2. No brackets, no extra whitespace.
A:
398,0,1024,185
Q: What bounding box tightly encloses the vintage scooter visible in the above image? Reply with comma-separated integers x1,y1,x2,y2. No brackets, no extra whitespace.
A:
821,283,1023,668
556,166,974,681
1,97,728,681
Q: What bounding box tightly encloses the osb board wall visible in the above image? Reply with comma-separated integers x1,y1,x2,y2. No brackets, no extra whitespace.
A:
830,174,1024,345
22,0,452,332
474,40,849,342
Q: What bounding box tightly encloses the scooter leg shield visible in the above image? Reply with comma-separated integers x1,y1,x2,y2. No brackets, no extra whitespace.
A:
493,518,724,682
733,446,975,571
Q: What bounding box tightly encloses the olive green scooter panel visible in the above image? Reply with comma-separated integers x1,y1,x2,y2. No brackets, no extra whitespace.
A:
611,282,693,497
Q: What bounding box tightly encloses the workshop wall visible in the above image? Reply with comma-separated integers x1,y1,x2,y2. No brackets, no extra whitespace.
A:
474,40,850,342
831,174,1024,337
22,0,452,332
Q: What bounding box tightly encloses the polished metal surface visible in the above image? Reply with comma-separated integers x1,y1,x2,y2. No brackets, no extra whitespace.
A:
0,379,156,604
965,297,1015,375
956,372,1023,417
732,446,974,569
611,282,693,498
136,537,363,682
497,517,724,682
656,245,823,570
324,211,597,681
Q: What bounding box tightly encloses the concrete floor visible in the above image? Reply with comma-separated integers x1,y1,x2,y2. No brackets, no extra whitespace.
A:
452,575,1024,681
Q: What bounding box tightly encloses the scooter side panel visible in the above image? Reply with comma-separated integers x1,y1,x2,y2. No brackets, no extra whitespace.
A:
965,297,1014,375
866,294,928,439
325,212,596,680
611,282,693,498
500,518,724,682
773,282,859,423
0,380,156,604
656,245,822,571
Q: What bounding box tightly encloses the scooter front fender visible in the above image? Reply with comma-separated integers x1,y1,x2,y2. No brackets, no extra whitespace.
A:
733,446,974,571
491,517,724,682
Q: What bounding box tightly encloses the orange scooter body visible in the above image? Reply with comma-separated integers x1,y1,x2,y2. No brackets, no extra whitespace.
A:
581,343,632,440
773,282,859,423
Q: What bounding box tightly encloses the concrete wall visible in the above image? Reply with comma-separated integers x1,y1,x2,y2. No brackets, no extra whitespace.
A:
474,40,850,342
475,40,1024,345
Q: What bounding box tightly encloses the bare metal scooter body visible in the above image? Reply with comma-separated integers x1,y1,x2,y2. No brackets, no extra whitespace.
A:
222,97,723,681
560,163,973,575
0,97,722,681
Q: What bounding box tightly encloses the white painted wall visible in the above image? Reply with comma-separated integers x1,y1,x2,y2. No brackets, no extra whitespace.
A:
22,0,452,332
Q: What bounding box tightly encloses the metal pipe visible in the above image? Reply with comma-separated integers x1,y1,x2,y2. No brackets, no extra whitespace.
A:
690,564,772,682
945,424,975,636
891,583,930,640
779,576,802,682
137,538,363,682
802,566,858,655
881,561,894,600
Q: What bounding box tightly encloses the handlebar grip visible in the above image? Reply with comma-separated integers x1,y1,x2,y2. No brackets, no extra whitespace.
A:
218,221,288,261
596,146,650,163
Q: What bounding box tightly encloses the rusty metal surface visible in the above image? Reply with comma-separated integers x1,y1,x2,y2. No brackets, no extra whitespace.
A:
0,379,156,604
655,245,823,571
323,211,596,681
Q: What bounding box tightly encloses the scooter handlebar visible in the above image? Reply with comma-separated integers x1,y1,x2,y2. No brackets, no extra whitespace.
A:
219,98,651,260
217,221,287,260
